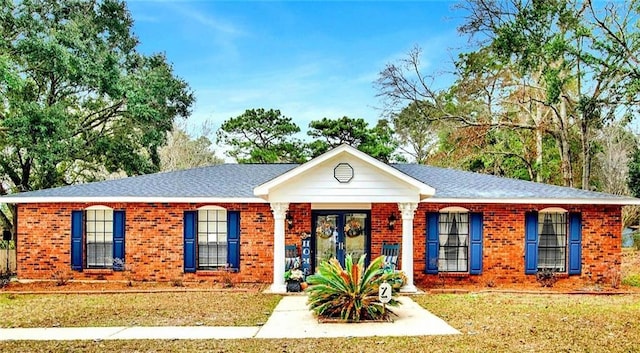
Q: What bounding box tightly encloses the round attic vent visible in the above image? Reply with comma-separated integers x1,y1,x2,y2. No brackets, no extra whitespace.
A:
334,163,354,183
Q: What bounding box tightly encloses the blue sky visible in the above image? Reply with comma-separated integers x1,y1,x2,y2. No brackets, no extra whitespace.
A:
127,0,468,137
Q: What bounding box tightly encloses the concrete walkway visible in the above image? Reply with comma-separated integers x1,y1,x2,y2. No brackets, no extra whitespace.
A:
0,296,459,341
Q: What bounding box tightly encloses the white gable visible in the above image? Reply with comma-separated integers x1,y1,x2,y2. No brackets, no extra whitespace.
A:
253,145,434,203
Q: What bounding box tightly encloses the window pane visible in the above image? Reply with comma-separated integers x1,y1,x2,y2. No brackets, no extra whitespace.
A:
87,242,113,267
85,208,114,268
538,212,567,272
438,212,469,272
197,209,228,269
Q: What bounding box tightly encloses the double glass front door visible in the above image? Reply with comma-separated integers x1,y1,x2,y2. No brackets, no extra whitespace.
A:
313,211,370,269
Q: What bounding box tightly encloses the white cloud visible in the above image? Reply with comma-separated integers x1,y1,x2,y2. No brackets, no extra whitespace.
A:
167,3,243,36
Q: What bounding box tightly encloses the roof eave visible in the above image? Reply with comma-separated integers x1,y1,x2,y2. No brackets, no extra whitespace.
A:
3,196,635,206
424,197,640,205
0,196,269,204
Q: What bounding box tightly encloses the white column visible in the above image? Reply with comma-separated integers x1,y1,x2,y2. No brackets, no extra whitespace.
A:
398,202,418,293
270,202,289,293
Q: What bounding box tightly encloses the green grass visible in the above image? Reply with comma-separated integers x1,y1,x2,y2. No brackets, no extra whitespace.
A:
622,274,640,287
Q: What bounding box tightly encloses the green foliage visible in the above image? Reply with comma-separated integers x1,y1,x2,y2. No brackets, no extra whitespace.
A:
0,0,193,228
0,240,14,250
307,117,398,162
628,147,640,198
306,254,405,322
392,102,439,163
217,108,306,163
622,274,640,287
448,0,640,190
634,232,640,251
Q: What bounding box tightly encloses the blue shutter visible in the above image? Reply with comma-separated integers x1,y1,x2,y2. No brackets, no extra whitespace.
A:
425,212,439,274
112,211,125,271
568,213,582,275
184,211,197,273
469,213,483,275
71,211,83,271
525,212,539,274
227,211,240,271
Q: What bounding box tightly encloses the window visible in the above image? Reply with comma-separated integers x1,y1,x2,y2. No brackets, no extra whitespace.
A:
71,207,125,271
86,208,114,268
183,208,240,273
197,208,227,269
525,210,581,275
426,210,483,275
438,212,469,272
538,212,567,272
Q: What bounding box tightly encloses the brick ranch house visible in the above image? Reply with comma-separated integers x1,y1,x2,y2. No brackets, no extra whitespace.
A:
2,145,638,293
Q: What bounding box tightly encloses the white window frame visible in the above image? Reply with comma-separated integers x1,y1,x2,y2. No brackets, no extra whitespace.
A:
438,207,470,272
197,206,228,270
85,205,114,269
538,208,568,273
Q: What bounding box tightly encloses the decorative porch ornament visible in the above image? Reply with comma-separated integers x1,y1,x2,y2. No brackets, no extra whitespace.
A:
284,268,304,292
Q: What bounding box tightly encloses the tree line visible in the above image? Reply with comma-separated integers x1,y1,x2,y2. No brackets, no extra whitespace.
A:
2,0,640,234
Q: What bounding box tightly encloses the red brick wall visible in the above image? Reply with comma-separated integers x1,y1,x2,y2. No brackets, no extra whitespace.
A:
16,202,276,283
15,202,622,288
405,203,622,288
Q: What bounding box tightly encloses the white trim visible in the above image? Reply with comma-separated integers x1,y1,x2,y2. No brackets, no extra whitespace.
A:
439,206,469,213
253,144,435,199
197,205,227,211
0,197,268,204
85,205,113,210
311,203,372,210
539,207,568,213
4,196,637,206
422,197,640,206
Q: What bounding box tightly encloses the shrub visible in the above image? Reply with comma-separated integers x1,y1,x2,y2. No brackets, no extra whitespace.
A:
535,268,558,287
605,268,621,289
0,273,10,288
306,254,405,322
0,240,15,250
51,268,72,286
633,232,640,251
113,258,134,286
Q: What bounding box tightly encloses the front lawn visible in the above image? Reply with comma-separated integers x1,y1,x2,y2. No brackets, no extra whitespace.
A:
1,291,639,352
2,250,639,352
0,292,280,328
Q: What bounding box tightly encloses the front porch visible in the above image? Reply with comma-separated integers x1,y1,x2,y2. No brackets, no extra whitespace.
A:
270,202,420,293
252,146,434,294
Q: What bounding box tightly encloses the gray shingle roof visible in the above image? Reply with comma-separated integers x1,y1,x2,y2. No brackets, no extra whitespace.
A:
6,164,297,199
1,163,637,204
392,164,630,201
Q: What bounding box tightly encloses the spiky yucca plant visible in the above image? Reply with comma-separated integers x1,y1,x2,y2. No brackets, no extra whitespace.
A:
306,254,405,322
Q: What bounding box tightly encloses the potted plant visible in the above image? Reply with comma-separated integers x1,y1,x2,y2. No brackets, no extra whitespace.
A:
284,268,304,292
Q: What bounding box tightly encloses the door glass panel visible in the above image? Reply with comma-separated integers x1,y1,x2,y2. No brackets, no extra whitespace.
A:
344,213,367,262
315,215,338,266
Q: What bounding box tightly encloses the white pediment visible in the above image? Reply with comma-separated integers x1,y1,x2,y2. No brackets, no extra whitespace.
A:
253,145,435,203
